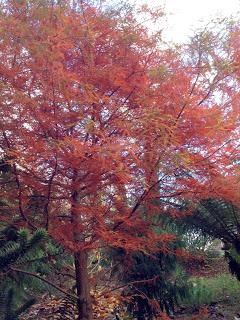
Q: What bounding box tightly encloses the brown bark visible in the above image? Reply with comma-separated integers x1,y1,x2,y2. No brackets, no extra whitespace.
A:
74,250,93,320
71,182,93,320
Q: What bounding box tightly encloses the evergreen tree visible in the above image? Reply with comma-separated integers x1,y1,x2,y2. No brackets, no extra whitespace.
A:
108,226,190,319
0,224,48,320
122,251,188,319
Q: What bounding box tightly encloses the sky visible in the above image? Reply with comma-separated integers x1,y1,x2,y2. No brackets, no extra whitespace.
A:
149,0,240,43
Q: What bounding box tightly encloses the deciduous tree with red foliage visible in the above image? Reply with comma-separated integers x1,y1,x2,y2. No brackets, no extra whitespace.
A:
0,1,239,319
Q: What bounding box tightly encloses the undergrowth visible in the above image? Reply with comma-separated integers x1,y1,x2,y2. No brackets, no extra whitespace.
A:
181,273,240,308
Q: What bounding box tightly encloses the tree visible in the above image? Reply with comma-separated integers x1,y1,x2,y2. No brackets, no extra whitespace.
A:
177,198,240,280
109,241,189,319
0,1,239,319
0,224,47,320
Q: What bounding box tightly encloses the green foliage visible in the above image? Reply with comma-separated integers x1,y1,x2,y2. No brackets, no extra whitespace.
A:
0,288,35,320
124,252,189,318
183,278,214,308
0,225,47,270
109,237,190,319
0,225,48,320
173,198,240,280
181,199,240,243
228,247,240,264
181,274,240,309
105,215,195,318
224,245,240,280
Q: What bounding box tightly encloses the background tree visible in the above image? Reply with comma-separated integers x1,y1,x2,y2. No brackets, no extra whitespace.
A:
108,231,189,319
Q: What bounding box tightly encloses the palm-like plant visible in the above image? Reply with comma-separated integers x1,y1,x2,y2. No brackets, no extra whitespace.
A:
179,198,240,279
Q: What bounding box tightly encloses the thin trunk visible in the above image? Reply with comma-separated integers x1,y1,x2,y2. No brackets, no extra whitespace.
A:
71,181,93,320
74,250,93,320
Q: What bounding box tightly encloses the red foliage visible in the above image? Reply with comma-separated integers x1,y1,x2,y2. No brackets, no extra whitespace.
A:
0,0,239,254
191,307,209,320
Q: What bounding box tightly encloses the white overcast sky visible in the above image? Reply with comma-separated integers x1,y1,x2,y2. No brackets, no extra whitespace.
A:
147,0,240,42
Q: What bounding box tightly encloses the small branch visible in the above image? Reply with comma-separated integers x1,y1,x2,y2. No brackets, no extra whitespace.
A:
2,131,36,230
113,174,173,231
11,267,78,300
98,275,160,297
44,157,58,229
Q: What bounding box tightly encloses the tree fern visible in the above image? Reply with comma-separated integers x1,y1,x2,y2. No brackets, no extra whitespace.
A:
175,198,240,280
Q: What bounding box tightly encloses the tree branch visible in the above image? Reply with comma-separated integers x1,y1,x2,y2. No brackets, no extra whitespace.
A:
10,267,78,300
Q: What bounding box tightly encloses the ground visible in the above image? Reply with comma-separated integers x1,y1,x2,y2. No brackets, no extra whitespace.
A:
175,257,240,320
20,257,240,319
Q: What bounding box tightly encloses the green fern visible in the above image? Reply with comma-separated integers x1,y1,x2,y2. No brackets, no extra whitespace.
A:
173,198,240,280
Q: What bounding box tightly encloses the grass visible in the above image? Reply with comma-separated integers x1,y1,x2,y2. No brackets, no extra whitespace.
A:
181,273,240,308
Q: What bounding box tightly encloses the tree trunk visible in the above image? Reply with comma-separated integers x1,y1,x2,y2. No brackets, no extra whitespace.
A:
74,250,93,320
71,173,93,320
